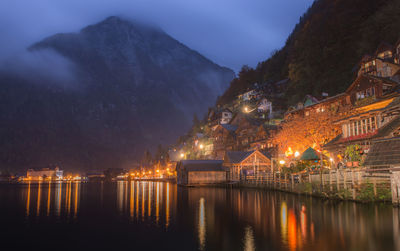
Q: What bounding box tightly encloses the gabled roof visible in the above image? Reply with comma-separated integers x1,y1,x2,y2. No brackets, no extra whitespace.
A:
304,95,319,107
225,150,271,164
345,74,398,94
375,42,394,56
359,54,374,64
364,137,400,167
221,124,238,132
300,147,321,161
373,116,400,139
178,160,225,172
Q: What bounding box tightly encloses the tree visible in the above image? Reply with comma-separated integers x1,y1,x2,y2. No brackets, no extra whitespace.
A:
272,107,350,154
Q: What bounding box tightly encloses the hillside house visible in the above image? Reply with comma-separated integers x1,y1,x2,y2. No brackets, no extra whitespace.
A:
324,96,400,166
210,124,237,159
230,113,264,151
358,42,400,78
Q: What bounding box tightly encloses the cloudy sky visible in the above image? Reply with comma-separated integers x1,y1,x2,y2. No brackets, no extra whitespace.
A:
0,0,313,71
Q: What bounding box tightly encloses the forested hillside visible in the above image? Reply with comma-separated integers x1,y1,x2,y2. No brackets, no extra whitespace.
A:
218,0,400,106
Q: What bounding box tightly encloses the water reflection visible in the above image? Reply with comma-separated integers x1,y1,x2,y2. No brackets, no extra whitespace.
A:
198,197,206,251
8,182,400,250
243,226,255,251
23,181,81,218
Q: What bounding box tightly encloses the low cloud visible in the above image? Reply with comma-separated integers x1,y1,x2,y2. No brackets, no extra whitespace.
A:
0,48,78,88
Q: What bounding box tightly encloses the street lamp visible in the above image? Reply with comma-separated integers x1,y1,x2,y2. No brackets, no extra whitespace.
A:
294,151,300,157
279,160,286,165
199,144,204,149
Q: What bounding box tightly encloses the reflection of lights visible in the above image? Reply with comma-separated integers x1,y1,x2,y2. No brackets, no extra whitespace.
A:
301,205,307,240
198,198,206,251
47,181,51,216
74,182,79,218
142,182,145,220
294,151,300,157
26,181,31,217
288,209,297,251
37,181,42,216
148,182,152,217
156,182,160,223
166,183,170,228
243,226,255,251
130,182,134,220
279,160,286,165
281,202,288,244
117,181,124,213
55,181,62,216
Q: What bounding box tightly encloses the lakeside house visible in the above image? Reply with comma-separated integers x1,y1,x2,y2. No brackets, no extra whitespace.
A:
176,160,227,185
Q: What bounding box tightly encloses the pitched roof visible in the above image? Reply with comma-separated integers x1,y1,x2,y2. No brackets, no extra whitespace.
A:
300,147,321,161
225,150,271,164
375,42,394,56
178,160,225,172
225,151,253,163
221,124,238,132
364,137,400,167
373,116,400,139
346,74,398,94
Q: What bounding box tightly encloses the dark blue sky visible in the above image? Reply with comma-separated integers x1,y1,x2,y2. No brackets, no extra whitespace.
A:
0,0,313,71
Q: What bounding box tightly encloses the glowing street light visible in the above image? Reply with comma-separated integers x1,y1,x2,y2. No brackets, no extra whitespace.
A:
294,151,300,157
330,158,333,162
244,106,249,113
279,160,286,165
180,153,185,158
199,144,204,149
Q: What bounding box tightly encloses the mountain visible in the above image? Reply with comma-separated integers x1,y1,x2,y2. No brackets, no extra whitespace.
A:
0,16,234,172
218,0,400,106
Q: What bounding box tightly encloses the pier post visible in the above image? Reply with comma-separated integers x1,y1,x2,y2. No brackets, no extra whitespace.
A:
351,170,356,199
391,171,400,206
336,170,340,191
291,174,294,191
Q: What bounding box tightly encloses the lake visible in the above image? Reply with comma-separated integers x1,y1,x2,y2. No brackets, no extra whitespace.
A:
0,181,398,251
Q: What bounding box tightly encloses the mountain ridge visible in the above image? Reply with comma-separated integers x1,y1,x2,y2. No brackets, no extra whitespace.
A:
0,16,234,172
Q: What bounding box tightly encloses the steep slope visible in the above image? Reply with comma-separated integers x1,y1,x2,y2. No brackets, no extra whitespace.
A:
218,0,400,106
0,16,234,172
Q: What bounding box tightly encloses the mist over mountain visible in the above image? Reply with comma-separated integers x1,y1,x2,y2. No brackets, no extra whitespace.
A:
0,16,234,172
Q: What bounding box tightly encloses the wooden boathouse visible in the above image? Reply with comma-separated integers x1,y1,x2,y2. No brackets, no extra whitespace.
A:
176,160,227,185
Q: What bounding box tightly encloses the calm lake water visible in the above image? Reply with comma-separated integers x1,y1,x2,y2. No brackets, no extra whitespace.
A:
0,181,399,251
